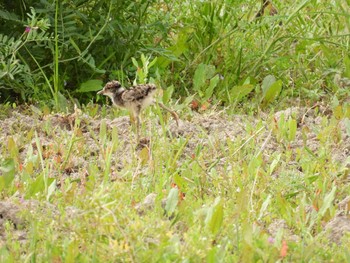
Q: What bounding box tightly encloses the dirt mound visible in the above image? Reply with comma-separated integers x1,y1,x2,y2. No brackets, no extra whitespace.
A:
325,216,350,244
0,200,39,244
0,199,82,245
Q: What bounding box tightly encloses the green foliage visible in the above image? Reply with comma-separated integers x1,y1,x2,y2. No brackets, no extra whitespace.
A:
0,158,15,192
1,0,350,107
0,0,171,106
132,54,158,85
205,197,224,235
318,185,336,218
165,188,179,216
273,113,298,144
261,75,282,106
193,63,219,101
77,79,103,93
154,0,350,105
0,7,51,100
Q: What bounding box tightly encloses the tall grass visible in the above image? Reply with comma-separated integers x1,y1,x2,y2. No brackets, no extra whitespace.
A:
153,0,350,106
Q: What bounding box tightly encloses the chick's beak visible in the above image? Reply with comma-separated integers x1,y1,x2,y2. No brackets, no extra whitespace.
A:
97,89,104,95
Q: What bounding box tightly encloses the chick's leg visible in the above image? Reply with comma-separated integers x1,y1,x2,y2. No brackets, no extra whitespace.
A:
136,114,140,142
157,102,179,126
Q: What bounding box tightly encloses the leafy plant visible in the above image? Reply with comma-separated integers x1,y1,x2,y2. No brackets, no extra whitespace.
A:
0,0,172,106
193,63,220,101
204,197,224,235
132,54,158,85
0,158,15,192
0,7,51,101
261,75,282,107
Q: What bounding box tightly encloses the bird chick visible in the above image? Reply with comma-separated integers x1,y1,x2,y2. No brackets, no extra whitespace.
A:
97,80,179,141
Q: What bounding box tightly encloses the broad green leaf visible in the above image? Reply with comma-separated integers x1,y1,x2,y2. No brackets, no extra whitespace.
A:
7,137,18,158
331,96,339,108
288,118,297,141
149,57,158,69
57,92,69,111
0,158,15,175
193,64,207,92
140,53,147,66
261,75,276,95
205,197,224,235
162,85,174,104
0,158,15,191
262,80,282,106
344,56,350,78
78,79,103,93
333,105,343,119
206,244,227,263
25,175,54,198
230,84,254,101
26,174,44,197
193,64,216,92
156,31,188,69
132,57,139,68
173,174,186,190
209,203,223,235
30,105,43,116
206,247,217,263
204,74,220,100
258,195,271,220
165,188,179,215
269,153,281,175
47,179,56,200
25,161,34,174
319,185,336,217
139,147,150,165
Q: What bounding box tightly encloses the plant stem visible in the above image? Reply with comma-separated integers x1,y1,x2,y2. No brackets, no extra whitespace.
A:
54,0,59,110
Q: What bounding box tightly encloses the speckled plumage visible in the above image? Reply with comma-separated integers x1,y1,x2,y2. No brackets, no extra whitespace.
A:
98,80,179,141
98,80,157,116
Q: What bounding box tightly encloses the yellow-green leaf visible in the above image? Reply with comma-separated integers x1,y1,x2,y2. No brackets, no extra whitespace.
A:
288,118,297,141
0,158,15,191
262,79,282,106
205,197,224,235
165,188,179,215
319,185,336,217
78,79,103,93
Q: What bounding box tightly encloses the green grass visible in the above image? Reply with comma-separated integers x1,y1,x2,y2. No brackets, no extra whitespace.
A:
1,0,350,261
0,100,350,262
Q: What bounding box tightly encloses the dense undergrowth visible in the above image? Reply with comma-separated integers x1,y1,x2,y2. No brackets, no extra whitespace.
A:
1,0,350,109
1,0,350,262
